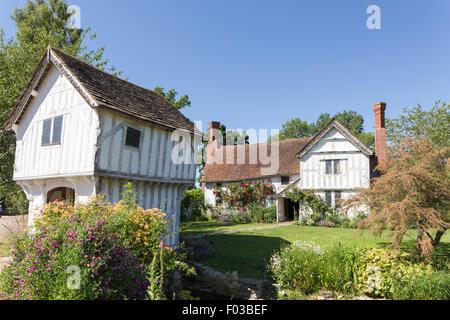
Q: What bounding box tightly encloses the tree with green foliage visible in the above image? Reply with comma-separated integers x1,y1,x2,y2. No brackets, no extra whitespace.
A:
386,101,449,148
0,0,119,212
277,110,374,148
153,86,191,110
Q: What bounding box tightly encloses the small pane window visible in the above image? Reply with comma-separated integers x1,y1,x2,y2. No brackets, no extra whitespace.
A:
52,116,63,144
281,176,290,185
325,160,341,174
42,119,52,145
125,127,141,148
334,160,341,174
325,191,332,207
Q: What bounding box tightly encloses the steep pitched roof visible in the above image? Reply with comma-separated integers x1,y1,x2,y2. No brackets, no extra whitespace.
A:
202,138,311,183
295,118,374,158
4,46,197,134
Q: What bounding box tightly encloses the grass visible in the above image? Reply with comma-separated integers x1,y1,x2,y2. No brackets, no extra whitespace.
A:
180,221,274,235
185,223,450,279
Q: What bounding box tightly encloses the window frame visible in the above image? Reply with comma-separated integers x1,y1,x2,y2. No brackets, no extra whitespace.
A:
281,176,290,185
324,159,342,175
124,126,142,149
42,116,64,146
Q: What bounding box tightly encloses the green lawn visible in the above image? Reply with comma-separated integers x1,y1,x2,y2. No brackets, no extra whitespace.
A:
188,223,450,279
180,221,275,235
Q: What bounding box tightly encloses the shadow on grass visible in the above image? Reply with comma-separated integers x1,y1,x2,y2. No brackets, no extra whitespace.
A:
180,221,246,234
202,234,290,279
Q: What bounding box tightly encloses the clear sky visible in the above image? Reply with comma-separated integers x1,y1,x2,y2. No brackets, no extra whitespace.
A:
1,0,450,138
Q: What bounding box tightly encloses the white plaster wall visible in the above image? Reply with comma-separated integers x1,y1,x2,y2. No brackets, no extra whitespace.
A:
96,176,187,245
299,128,371,190
96,110,197,183
13,66,98,180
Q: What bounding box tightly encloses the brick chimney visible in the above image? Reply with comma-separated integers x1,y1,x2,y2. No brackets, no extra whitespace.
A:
207,121,221,159
373,102,387,162
209,121,221,143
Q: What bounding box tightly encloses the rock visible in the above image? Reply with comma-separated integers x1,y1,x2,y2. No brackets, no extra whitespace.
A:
319,291,334,298
315,220,335,228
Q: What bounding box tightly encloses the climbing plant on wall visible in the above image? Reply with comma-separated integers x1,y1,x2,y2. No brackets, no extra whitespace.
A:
213,180,274,209
284,188,334,219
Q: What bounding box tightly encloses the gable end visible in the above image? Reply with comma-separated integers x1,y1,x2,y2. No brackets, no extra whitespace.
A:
295,118,373,159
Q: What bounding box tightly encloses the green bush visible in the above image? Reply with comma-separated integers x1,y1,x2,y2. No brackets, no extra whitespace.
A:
268,241,355,295
352,248,434,299
247,204,276,223
392,272,450,300
181,189,205,221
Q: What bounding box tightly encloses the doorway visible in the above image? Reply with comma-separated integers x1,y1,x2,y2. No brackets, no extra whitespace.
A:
284,198,299,221
47,187,75,204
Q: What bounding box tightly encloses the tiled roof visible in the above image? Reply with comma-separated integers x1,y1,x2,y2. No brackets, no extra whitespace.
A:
5,47,197,134
202,138,311,183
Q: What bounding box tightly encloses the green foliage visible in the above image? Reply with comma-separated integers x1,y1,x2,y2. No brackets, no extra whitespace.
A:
247,204,277,223
277,110,374,148
352,248,434,299
181,189,205,221
0,0,120,212
386,101,450,148
391,271,450,300
269,241,355,295
153,86,191,110
285,188,334,219
216,180,274,209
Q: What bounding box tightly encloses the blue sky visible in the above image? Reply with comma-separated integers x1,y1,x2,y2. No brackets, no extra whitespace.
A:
1,0,450,138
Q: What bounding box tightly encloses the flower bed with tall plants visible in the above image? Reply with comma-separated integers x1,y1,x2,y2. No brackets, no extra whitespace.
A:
0,183,194,300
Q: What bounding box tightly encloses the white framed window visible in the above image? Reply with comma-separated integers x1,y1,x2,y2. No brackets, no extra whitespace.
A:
325,159,341,175
42,116,63,146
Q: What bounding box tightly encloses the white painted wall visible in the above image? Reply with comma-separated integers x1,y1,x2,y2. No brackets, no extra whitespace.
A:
13,66,98,180
299,129,370,190
298,128,371,217
95,110,196,183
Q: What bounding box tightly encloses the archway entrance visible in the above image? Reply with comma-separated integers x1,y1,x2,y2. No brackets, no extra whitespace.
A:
47,187,75,204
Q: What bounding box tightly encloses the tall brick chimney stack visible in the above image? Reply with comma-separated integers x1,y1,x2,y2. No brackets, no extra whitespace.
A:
207,121,221,159
209,121,221,143
373,102,387,162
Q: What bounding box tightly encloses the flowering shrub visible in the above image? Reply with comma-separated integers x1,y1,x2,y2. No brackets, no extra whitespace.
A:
0,184,194,300
0,198,150,300
214,180,274,209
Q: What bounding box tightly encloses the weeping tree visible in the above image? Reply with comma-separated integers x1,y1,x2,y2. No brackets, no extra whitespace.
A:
345,137,449,257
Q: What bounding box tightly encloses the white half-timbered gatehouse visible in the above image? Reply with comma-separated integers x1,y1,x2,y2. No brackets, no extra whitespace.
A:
4,46,198,245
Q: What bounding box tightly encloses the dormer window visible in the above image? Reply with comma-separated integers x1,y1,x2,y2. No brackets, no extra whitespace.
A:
125,126,141,149
42,116,63,146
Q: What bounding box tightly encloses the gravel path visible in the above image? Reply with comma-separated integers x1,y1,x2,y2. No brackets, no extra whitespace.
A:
181,221,295,240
